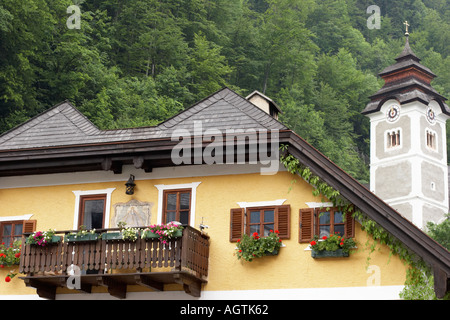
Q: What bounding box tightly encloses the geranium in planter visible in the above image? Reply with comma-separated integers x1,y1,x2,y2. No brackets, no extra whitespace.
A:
26,229,60,247
141,222,183,244
310,233,356,258
236,230,282,262
1,240,21,282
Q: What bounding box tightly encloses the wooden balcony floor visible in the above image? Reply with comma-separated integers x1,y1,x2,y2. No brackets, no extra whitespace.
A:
21,270,206,300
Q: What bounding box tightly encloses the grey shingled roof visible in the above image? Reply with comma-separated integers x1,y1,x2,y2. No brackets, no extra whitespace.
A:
0,87,287,151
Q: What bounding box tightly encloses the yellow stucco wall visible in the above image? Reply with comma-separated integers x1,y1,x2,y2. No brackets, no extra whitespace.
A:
0,170,407,296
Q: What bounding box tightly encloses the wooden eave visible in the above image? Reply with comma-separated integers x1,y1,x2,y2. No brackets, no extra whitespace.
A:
0,130,291,176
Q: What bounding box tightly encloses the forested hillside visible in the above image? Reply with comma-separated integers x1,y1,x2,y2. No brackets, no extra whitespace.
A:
1,0,450,183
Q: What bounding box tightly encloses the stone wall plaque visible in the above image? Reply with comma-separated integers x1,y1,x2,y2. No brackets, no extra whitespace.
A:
112,199,152,227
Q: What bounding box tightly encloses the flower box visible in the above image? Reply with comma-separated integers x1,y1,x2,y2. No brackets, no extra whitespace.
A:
265,249,279,256
65,233,99,242
49,235,62,244
311,249,349,259
141,228,183,240
101,232,123,241
101,231,140,241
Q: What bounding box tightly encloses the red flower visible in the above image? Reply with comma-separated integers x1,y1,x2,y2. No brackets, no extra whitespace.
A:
5,276,11,282
237,239,240,243
322,236,327,240
310,240,317,246
270,229,273,233
274,230,280,234
14,252,20,258
239,250,242,253
0,265,3,269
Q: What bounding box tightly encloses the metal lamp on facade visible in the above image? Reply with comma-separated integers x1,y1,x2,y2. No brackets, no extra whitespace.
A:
125,174,136,195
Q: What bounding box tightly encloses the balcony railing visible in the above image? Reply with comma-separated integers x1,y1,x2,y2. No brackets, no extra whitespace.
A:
19,226,209,299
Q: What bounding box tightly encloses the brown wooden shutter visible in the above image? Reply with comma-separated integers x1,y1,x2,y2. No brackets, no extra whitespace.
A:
230,208,244,242
345,212,355,238
23,220,37,234
299,208,314,243
275,205,290,239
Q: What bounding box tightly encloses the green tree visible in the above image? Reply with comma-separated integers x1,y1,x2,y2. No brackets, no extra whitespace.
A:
187,33,233,100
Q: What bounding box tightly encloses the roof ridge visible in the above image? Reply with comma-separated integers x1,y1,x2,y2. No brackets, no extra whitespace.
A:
156,88,229,129
222,88,288,130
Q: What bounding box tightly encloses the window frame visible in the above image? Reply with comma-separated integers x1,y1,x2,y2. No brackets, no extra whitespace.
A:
78,194,107,230
0,221,24,247
246,206,276,237
230,204,290,242
155,182,201,227
385,128,402,150
162,188,192,225
0,219,36,247
299,206,355,243
426,128,438,152
72,188,115,229
316,207,346,238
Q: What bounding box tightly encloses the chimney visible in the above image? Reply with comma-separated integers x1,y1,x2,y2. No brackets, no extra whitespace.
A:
246,90,281,120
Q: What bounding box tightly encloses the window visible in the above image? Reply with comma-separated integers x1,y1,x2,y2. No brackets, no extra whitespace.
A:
426,129,437,151
317,208,345,238
386,130,401,148
299,207,355,243
72,188,115,229
78,194,106,229
162,189,191,225
230,205,290,242
0,220,36,247
155,182,201,227
248,208,275,236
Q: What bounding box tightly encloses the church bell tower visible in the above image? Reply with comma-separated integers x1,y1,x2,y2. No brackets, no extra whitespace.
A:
362,23,450,229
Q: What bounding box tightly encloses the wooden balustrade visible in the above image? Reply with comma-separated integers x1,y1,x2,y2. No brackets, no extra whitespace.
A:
19,226,209,299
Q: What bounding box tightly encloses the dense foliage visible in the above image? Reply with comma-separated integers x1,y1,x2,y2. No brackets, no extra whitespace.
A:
1,0,450,183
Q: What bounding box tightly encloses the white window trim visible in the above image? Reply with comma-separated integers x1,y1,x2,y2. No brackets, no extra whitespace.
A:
72,188,116,229
154,182,201,227
236,199,287,208
0,214,33,222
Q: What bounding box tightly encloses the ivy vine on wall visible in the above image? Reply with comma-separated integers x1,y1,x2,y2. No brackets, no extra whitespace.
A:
280,144,447,300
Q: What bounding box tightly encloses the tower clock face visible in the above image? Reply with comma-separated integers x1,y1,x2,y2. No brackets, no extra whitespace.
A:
386,104,400,122
426,106,436,124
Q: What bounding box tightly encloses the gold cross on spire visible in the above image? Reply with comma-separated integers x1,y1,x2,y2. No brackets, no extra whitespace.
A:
403,21,410,36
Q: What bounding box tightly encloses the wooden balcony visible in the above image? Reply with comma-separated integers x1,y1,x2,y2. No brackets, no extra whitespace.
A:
19,226,209,299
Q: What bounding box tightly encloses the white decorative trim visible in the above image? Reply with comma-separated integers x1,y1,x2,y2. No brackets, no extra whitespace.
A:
0,214,33,222
71,188,116,229
154,182,201,227
236,199,286,208
305,202,333,208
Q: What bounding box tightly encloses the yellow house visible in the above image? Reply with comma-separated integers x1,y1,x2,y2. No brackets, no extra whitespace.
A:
0,41,449,301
